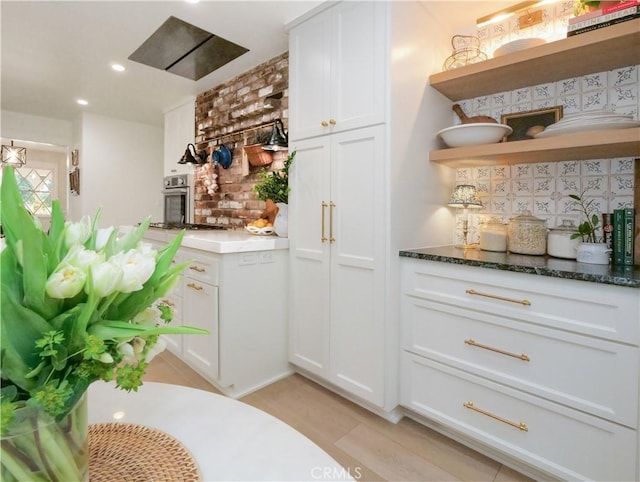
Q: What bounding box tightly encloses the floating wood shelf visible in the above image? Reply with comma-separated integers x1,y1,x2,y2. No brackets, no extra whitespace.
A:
428,20,640,167
429,128,640,168
429,20,640,102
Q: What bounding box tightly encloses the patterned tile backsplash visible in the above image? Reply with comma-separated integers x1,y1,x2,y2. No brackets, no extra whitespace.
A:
449,2,639,245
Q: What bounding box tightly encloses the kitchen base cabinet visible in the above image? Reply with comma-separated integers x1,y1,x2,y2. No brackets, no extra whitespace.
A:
147,238,292,399
403,354,637,482
400,257,640,481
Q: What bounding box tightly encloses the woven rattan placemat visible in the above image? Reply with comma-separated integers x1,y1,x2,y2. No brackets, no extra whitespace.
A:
89,423,201,482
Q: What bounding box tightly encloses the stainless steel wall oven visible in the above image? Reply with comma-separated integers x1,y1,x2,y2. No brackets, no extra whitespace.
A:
162,174,193,225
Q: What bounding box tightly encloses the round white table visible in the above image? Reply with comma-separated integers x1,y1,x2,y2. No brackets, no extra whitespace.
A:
88,381,351,481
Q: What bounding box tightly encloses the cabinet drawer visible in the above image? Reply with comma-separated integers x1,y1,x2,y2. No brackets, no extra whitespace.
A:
403,297,638,428
402,354,637,482
182,250,219,285
402,259,639,344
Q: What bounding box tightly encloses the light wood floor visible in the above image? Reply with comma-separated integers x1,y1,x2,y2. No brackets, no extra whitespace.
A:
143,351,534,482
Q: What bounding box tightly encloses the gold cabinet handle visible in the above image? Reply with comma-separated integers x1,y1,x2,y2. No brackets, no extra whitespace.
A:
465,339,530,362
329,202,336,243
329,119,336,125
160,299,175,307
321,120,329,127
321,202,328,242
466,289,531,306
186,282,203,291
189,265,206,273
463,402,528,432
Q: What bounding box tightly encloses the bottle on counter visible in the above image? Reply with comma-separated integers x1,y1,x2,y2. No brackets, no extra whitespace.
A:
479,217,508,252
507,211,547,255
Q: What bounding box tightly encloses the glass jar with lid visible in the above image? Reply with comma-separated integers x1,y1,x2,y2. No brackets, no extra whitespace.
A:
547,219,580,259
479,217,507,252
507,211,547,255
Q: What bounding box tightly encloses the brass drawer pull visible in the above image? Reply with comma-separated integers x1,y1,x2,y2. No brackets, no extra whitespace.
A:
466,289,531,306
465,339,530,362
463,402,528,432
189,265,206,273
187,282,203,291
160,299,175,307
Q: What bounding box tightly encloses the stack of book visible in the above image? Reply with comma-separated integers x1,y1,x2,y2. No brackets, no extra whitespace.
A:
611,208,636,266
567,0,640,37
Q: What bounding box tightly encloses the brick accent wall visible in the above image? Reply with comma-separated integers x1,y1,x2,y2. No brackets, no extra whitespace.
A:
193,52,289,228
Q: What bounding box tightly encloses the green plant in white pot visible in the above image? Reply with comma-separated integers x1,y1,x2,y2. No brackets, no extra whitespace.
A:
569,191,611,264
253,151,295,237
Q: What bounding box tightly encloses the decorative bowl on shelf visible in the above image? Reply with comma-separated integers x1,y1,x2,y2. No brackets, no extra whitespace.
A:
436,123,512,148
493,38,547,58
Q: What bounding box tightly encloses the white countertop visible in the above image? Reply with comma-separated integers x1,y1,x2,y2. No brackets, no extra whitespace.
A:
89,381,351,481
127,227,289,254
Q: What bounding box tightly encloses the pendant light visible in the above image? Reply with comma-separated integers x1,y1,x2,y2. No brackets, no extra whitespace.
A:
1,140,27,167
262,120,288,151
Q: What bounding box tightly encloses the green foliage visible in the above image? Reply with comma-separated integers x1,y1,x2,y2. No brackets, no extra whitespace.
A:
253,151,296,204
569,190,602,243
0,165,208,426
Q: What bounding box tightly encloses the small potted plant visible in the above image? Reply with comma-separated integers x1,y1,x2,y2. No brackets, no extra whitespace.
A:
252,151,295,237
569,190,611,264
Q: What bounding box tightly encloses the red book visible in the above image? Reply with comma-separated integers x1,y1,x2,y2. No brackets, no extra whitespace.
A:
569,0,640,24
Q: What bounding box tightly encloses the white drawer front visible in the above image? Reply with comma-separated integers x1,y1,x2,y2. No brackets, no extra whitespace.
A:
181,249,220,285
402,259,639,344
402,354,637,482
403,297,639,427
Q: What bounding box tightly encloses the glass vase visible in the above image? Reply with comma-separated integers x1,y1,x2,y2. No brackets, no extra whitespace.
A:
1,393,88,482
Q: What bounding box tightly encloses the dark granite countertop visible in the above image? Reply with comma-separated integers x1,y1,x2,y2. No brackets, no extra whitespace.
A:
399,245,640,289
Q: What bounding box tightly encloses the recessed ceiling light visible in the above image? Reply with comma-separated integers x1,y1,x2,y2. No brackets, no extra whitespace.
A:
111,63,125,72
77,99,89,106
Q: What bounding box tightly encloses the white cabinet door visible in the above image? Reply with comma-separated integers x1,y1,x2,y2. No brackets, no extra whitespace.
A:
288,10,331,141
329,126,386,406
182,279,219,380
288,1,385,141
164,100,195,176
330,1,386,134
289,125,386,406
289,136,331,377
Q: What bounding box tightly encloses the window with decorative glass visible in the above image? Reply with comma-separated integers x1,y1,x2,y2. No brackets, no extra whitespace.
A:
14,166,55,216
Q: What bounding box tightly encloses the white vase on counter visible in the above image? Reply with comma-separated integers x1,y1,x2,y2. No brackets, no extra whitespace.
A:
576,242,611,265
274,203,288,238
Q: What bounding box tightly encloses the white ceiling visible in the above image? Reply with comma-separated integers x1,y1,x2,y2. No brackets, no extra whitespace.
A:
1,1,506,128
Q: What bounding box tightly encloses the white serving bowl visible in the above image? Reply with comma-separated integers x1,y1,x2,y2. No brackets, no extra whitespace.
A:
437,123,512,148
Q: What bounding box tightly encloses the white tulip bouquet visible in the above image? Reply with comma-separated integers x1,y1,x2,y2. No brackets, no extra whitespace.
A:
0,165,206,480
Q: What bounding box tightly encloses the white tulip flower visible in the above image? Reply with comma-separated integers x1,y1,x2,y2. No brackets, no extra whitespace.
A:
89,259,123,297
65,246,104,274
64,216,92,248
112,248,156,293
145,337,167,363
45,263,87,299
132,308,158,327
95,226,115,251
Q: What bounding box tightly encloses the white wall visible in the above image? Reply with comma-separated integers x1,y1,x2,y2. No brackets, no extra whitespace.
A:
80,113,163,227
2,110,163,226
1,110,73,147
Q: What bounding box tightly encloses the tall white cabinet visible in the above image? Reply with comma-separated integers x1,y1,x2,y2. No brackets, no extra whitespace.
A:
163,98,196,177
287,1,455,412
